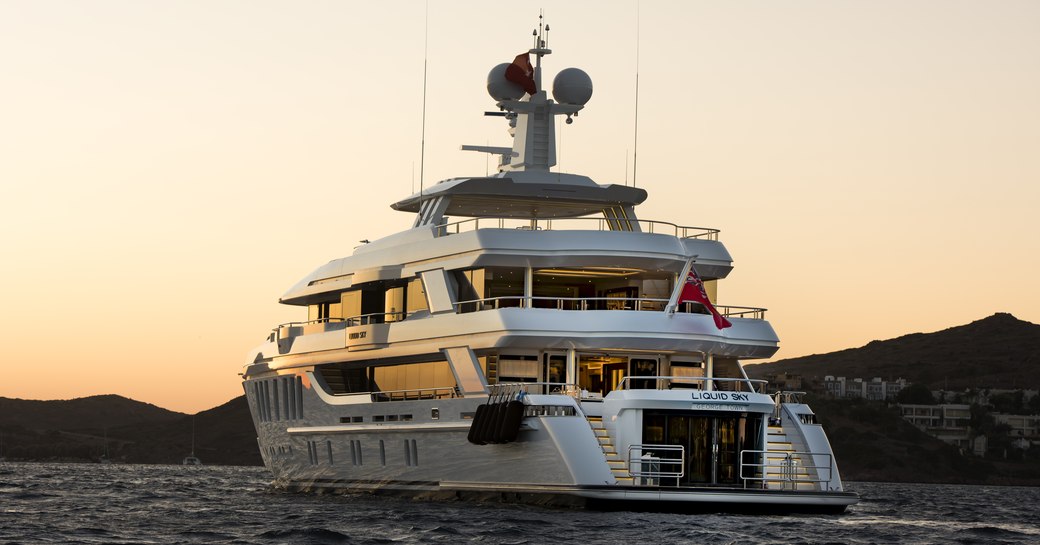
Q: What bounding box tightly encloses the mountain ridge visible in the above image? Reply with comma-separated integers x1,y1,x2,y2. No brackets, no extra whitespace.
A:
746,313,1040,390
0,394,261,465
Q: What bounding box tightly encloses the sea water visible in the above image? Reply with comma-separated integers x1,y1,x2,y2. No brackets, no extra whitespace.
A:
1,463,1038,544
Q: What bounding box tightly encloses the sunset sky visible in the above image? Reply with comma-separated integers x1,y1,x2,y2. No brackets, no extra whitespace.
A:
2,1,1038,414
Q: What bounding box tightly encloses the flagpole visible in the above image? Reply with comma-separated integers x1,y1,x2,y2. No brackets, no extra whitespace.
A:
665,256,697,315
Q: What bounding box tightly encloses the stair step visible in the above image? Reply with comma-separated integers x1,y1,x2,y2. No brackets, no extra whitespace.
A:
765,482,818,491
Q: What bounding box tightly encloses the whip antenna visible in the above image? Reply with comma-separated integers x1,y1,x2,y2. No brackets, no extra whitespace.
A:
632,2,641,188
419,1,429,205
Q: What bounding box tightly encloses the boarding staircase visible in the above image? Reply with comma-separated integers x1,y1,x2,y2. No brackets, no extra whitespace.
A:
762,424,815,491
587,416,634,485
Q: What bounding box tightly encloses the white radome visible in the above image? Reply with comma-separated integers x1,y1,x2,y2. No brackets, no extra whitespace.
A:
552,67,593,105
487,63,525,101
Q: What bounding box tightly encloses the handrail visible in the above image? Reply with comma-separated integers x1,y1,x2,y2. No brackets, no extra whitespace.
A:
628,444,686,480
616,375,767,394
343,311,407,326
739,449,833,490
489,382,577,396
772,391,806,405
370,386,459,402
268,312,414,342
272,299,767,343
453,296,766,318
436,216,719,240
271,317,344,332
269,318,347,341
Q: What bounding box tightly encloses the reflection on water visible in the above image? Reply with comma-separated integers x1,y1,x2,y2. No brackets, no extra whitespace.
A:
1,463,1038,544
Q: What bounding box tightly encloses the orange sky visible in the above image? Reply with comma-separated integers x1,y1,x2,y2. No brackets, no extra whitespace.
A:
2,1,1038,413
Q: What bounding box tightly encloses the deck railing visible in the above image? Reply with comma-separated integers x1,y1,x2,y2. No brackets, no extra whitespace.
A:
370,387,460,403
615,375,768,394
488,382,577,396
453,296,765,319
436,216,719,240
739,450,833,491
270,300,765,343
628,444,686,484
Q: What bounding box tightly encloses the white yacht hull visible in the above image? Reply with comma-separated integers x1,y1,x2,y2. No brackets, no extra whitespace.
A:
247,379,856,514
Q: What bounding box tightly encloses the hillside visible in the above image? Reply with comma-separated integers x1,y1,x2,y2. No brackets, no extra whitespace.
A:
806,395,1039,485
0,394,261,466
746,313,1040,390
0,394,183,431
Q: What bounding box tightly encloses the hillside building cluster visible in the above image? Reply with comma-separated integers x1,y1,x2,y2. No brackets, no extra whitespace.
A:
822,376,907,401
779,375,1040,457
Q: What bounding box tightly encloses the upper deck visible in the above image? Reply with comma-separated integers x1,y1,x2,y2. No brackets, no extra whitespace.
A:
281,214,730,306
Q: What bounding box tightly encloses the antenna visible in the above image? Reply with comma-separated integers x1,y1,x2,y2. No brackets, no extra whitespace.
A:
625,150,629,185
632,1,641,188
419,1,429,205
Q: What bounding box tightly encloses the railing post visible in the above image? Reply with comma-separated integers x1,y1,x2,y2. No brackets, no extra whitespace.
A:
523,267,533,308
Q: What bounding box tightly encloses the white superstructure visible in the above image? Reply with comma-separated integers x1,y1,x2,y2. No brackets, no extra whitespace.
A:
241,23,857,513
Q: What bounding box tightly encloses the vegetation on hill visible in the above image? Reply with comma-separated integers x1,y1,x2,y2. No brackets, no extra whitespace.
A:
746,313,1040,485
0,394,182,431
745,313,1040,391
0,395,261,466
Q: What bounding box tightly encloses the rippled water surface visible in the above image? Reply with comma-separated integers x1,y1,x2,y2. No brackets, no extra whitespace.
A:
1,463,1038,544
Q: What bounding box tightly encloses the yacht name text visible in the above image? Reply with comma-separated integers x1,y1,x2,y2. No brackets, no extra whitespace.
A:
691,392,750,402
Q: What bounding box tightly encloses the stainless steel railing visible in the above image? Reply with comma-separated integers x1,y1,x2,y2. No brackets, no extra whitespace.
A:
628,444,686,484
370,386,459,402
488,382,577,396
452,296,765,318
739,449,833,490
270,298,766,343
435,216,719,240
615,375,768,394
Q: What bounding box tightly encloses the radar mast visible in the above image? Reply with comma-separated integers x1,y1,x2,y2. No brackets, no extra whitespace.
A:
465,16,593,174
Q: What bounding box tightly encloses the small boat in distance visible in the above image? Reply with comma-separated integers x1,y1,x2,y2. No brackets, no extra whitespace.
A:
182,416,202,466
241,20,857,513
98,428,112,464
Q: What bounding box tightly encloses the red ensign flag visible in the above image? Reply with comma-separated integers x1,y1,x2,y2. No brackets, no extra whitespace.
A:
678,266,733,330
504,53,536,95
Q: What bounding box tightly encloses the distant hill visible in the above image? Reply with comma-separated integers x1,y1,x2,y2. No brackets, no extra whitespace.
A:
746,313,1040,390
114,395,262,466
0,394,261,466
0,394,183,430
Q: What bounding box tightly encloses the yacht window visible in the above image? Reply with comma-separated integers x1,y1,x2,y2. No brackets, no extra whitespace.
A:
498,355,539,382
406,277,428,314
384,286,405,322
670,361,705,389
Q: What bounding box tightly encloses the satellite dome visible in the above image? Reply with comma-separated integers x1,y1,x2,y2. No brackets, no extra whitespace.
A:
552,68,593,105
487,63,525,101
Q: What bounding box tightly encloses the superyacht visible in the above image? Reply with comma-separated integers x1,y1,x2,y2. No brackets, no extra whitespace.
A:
241,24,857,513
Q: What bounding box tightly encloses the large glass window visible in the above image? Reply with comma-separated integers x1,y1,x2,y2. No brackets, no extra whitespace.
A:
371,360,455,393
485,267,524,307
406,278,428,314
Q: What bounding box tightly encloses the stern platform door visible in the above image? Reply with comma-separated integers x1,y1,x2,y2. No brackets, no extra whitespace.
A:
645,412,757,486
